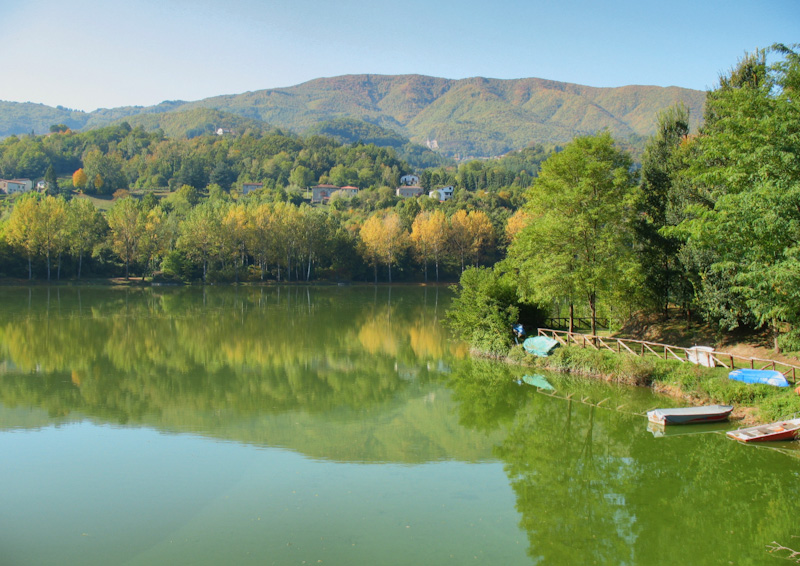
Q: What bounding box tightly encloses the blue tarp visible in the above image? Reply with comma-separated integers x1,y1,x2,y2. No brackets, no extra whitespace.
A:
522,336,560,357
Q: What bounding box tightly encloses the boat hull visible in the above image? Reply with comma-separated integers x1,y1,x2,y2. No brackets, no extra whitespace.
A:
726,418,800,443
647,405,734,426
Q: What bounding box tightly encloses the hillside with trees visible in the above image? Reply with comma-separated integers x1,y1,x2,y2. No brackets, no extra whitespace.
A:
0,74,705,158
446,44,800,354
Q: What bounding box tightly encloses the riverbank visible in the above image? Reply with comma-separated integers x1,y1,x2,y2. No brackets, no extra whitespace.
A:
505,341,800,425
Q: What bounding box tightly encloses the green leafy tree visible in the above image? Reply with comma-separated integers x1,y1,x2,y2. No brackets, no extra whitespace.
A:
445,267,519,355
5,193,41,279
675,45,800,350
634,104,693,318
66,197,105,279
507,132,638,335
106,197,143,279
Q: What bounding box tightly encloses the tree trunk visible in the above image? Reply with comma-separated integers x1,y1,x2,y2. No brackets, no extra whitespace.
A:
568,303,574,334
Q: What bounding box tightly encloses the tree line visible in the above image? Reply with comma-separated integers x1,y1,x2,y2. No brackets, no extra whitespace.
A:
447,44,800,353
1,191,502,284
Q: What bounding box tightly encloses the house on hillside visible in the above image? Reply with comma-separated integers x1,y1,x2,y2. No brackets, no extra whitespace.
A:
0,179,33,194
311,184,339,203
339,186,359,197
400,174,420,186
242,182,263,195
429,185,454,201
311,185,359,203
396,186,425,198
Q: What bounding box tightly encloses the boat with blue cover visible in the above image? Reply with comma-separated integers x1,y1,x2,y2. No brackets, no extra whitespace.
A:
728,368,790,387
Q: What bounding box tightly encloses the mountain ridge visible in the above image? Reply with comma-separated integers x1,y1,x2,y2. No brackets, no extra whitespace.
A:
0,73,705,158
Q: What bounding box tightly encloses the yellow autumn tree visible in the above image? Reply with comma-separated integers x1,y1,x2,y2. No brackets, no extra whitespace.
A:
505,209,531,244
448,209,494,271
72,168,88,191
360,210,409,283
411,210,448,282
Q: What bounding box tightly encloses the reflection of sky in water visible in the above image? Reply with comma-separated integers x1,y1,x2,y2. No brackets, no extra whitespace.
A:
1,422,525,566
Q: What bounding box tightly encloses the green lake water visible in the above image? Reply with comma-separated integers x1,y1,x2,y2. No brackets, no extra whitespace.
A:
1,286,799,565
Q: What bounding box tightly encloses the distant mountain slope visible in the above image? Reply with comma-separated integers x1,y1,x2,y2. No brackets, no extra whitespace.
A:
111,108,271,138
1,74,706,158
0,101,88,136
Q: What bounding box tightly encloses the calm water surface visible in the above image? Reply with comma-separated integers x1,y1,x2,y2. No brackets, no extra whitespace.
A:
0,286,799,565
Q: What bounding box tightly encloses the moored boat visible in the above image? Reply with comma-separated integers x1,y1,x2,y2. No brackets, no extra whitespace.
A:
646,404,734,426
522,336,559,357
728,368,790,387
726,418,800,442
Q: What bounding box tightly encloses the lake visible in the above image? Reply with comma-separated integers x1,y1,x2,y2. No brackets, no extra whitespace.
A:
0,285,798,565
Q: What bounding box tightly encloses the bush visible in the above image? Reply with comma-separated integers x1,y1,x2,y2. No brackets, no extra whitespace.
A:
445,267,519,356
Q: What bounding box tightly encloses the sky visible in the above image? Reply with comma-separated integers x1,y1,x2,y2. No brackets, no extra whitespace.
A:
0,0,797,112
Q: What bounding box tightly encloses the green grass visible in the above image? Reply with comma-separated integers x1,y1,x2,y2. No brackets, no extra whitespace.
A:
509,344,800,422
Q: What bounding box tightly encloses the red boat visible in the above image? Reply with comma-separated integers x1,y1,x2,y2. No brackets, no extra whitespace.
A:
726,418,800,443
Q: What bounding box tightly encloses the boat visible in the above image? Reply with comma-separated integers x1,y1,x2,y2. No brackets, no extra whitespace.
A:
728,368,790,387
522,336,559,357
521,374,555,391
646,404,734,425
687,345,715,368
726,418,800,442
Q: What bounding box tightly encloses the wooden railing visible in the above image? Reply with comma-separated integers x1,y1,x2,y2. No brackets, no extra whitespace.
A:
544,317,609,330
537,328,800,383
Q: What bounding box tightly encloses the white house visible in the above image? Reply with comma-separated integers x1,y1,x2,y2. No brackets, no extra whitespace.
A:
429,185,454,201
400,174,420,186
396,186,425,198
0,179,33,194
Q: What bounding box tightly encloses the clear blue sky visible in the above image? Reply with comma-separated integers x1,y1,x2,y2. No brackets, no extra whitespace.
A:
0,0,797,112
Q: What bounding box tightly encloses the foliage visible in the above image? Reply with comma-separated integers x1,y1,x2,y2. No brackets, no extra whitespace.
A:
0,75,705,158
506,132,639,334
445,266,520,356
673,44,800,350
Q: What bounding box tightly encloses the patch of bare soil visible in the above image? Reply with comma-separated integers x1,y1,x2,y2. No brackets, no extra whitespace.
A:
614,311,800,366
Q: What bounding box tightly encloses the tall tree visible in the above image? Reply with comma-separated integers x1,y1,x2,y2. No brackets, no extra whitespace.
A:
411,210,448,282
38,195,69,280
635,104,692,318
66,197,105,279
507,132,638,335
106,197,143,279
5,193,41,279
676,45,800,350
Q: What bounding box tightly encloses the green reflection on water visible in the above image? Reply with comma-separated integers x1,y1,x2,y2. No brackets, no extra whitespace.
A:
1,286,800,565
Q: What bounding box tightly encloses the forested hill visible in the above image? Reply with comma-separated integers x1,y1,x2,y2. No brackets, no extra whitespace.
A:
0,74,705,158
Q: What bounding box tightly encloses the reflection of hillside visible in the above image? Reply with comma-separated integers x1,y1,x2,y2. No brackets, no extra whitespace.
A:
449,359,800,564
0,286,493,463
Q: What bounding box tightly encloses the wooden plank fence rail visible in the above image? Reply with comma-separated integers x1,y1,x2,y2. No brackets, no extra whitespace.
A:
537,328,800,383
545,317,609,330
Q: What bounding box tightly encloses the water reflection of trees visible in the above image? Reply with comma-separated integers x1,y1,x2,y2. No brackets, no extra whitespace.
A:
449,359,800,565
0,286,459,422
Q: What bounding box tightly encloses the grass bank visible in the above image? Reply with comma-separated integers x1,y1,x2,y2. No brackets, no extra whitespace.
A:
507,344,800,424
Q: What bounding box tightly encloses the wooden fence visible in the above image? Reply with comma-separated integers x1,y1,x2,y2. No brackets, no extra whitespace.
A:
537,328,800,383
544,317,609,330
